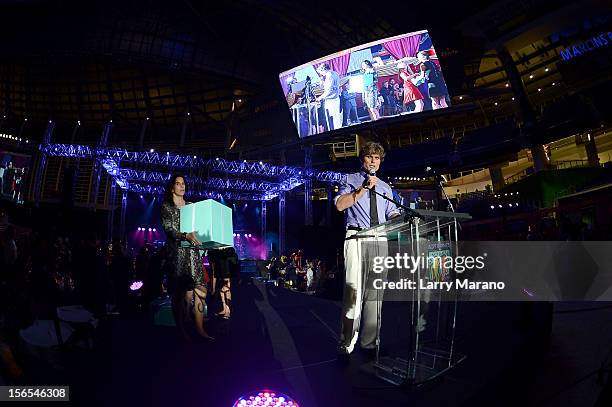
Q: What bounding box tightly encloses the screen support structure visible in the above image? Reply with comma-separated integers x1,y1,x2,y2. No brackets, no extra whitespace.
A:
278,191,286,256
304,145,313,225
261,200,267,249
33,120,55,205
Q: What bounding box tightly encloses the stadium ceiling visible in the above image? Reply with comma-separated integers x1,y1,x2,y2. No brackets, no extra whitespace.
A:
0,0,488,126
0,0,605,160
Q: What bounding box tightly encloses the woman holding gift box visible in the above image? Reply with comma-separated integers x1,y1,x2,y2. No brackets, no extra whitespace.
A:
161,174,214,342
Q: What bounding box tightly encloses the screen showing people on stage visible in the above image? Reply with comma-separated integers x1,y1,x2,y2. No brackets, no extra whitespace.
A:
278,30,451,138
0,151,30,204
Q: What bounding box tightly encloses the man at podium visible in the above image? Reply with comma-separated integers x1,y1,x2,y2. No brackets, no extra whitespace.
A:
334,141,400,357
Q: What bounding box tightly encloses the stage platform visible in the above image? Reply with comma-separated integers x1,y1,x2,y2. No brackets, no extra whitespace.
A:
67,279,610,407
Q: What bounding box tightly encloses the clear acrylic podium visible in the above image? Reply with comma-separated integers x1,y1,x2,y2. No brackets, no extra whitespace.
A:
354,209,471,386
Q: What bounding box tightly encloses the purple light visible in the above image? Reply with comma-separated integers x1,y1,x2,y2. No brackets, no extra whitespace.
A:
148,228,152,232
233,390,298,407
237,234,241,237
152,228,157,232
130,280,143,291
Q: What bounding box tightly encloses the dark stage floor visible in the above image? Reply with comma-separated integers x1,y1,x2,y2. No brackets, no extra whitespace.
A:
66,280,611,407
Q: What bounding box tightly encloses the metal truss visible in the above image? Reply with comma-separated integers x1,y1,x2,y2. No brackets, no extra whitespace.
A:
127,182,272,201
39,143,346,200
39,143,344,182
116,168,303,193
40,144,93,158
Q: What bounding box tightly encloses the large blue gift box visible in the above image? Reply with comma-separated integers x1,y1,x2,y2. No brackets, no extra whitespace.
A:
179,199,234,249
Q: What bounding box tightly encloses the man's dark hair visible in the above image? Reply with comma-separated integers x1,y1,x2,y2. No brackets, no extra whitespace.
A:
359,141,385,162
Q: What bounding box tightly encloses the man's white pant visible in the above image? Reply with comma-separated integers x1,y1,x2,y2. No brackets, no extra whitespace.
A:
324,97,342,130
340,229,387,353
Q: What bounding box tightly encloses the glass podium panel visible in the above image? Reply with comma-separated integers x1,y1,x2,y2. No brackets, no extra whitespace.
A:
355,209,471,386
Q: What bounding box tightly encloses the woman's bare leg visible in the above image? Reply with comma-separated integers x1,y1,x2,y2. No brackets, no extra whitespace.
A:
194,285,213,339
172,289,190,341
216,279,231,318
432,96,447,110
368,108,378,121
431,97,440,110
225,280,231,309
438,97,448,109
414,99,424,113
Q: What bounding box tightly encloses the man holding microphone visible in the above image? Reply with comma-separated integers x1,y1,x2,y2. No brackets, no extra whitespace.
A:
335,141,400,357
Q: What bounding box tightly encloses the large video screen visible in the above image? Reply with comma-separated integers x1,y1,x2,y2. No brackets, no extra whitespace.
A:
279,30,451,138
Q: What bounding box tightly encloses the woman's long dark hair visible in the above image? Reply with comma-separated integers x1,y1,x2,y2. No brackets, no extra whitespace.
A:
164,173,187,205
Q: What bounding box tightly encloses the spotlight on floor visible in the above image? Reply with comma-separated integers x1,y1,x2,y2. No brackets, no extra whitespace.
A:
233,390,299,407
130,280,144,291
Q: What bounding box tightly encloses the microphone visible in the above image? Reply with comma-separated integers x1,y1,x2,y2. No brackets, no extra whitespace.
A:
361,166,376,190
363,166,376,189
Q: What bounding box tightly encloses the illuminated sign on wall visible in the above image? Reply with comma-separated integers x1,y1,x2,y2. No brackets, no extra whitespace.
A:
560,31,612,62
